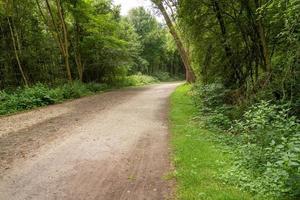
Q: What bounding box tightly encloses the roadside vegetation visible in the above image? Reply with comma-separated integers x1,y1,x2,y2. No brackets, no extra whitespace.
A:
0,0,183,115
171,84,299,199
163,0,299,199
0,1,185,90
170,85,255,200
191,83,300,199
0,74,160,116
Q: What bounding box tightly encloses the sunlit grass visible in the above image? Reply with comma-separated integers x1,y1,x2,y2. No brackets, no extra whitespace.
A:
169,84,255,200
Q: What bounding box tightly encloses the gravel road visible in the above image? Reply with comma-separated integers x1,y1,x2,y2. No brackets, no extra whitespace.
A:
0,83,181,200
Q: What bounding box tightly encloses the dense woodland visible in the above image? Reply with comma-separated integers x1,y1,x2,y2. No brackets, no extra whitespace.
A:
151,0,299,199
0,0,300,199
152,0,299,112
0,0,183,89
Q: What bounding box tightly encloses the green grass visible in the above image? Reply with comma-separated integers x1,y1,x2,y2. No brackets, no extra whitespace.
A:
169,84,255,200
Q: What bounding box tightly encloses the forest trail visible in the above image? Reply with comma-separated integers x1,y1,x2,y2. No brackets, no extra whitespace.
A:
0,83,180,200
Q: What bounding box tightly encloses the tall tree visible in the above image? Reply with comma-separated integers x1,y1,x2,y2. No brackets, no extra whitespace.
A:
151,0,196,83
37,0,72,81
4,0,28,85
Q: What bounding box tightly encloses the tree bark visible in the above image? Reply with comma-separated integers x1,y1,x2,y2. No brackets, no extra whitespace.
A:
42,0,72,81
254,0,271,74
44,0,65,54
73,1,84,81
212,0,233,67
7,17,28,86
212,0,243,86
202,44,213,84
55,0,72,81
36,0,62,53
153,1,196,83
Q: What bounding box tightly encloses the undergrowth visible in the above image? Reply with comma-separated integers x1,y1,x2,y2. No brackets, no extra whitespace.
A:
0,74,158,116
191,83,300,199
123,73,159,86
170,84,254,200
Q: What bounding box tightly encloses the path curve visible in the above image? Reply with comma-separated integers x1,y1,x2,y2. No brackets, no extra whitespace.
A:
0,83,181,200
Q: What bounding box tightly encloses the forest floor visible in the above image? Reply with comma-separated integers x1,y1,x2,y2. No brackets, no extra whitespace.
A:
0,83,181,200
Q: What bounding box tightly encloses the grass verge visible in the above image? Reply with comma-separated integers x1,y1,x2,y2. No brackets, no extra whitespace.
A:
169,84,255,200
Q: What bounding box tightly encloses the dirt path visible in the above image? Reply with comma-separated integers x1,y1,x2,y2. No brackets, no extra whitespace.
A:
0,83,180,200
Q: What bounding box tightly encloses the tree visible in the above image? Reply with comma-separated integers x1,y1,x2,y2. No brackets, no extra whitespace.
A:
127,7,168,75
177,0,299,109
3,0,28,85
37,0,72,81
151,0,196,83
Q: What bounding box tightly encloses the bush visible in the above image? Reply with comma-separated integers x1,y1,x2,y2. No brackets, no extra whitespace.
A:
153,71,171,81
192,83,227,112
123,73,158,86
191,83,300,199
85,83,108,92
0,84,56,114
0,77,157,116
0,82,108,115
191,83,233,129
227,101,300,199
60,81,91,99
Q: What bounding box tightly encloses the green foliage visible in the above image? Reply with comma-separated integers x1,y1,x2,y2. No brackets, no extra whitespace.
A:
227,101,300,199
178,0,299,113
0,74,158,116
153,71,171,81
0,84,55,115
0,0,182,89
60,82,92,99
191,83,300,199
192,83,227,112
126,7,184,77
153,71,184,82
165,0,300,198
0,82,107,115
170,85,255,200
122,73,158,86
85,82,109,92
191,83,232,129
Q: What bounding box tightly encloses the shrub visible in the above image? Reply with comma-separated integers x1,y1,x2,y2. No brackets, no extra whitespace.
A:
85,83,108,92
191,83,300,199
60,81,91,99
153,71,171,81
227,101,300,199
0,84,55,114
192,83,227,112
191,83,233,129
123,73,158,86
0,78,157,116
0,91,15,115
18,84,56,107
0,82,108,115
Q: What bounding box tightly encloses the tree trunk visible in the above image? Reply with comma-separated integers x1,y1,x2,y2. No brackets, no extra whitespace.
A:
73,2,84,81
212,0,242,86
43,0,72,81
212,0,233,67
154,1,196,83
55,0,72,81
36,0,63,53
7,17,28,86
202,44,213,84
254,0,271,74
44,0,65,55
